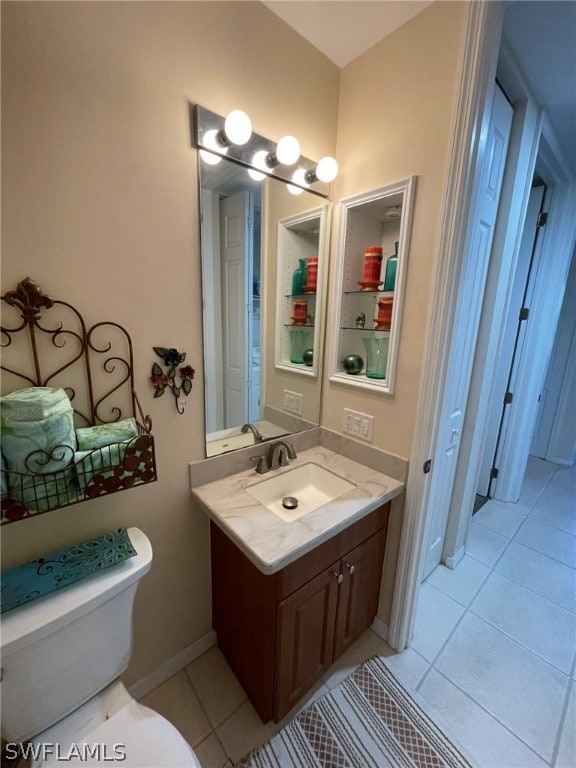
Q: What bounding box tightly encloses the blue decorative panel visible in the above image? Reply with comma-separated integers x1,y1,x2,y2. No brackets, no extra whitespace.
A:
0,528,137,613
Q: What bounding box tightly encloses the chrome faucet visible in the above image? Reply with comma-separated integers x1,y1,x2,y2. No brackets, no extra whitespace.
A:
253,439,297,474
241,422,263,443
267,439,297,470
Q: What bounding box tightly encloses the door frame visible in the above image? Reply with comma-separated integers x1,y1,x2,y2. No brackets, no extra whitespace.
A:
388,0,506,651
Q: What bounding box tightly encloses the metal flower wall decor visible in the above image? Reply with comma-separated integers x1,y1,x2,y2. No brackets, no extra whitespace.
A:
150,347,195,415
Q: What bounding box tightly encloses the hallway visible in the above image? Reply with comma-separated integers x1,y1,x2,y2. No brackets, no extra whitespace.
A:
412,457,575,766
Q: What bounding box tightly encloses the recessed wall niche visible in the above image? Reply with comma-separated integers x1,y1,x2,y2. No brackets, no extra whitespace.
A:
328,177,416,394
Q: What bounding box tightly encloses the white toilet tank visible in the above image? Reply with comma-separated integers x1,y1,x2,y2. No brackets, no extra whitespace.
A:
1,527,152,743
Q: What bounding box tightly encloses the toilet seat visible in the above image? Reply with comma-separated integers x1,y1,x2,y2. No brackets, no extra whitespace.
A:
38,700,200,768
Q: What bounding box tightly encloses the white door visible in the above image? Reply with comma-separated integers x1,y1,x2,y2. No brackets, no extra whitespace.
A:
530,251,576,460
477,185,546,495
490,179,576,501
422,84,513,579
220,191,254,428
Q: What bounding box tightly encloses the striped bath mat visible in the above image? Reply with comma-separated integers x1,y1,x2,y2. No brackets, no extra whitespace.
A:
236,656,475,767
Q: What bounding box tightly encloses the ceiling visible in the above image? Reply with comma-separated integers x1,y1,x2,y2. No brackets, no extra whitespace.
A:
263,0,576,175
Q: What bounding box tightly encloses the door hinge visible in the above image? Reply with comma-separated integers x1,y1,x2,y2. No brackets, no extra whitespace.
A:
519,307,529,321
423,459,432,474
247,216,253,229
536,211,548,228
504,391,513,405
490,467,499,479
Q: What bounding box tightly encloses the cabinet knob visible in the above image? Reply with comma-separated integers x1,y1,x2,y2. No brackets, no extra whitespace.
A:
346,563,356,575
334,571,344,584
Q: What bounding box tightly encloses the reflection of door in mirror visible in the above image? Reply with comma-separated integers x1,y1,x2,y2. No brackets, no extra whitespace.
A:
220,191,255,427
200,186,261,434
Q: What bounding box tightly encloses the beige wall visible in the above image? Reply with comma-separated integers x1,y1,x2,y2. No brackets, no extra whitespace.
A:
1,1,339,684
322,1,468,460
1,0,469,684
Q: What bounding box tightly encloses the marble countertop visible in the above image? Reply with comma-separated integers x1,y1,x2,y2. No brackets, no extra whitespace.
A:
191,445,404,574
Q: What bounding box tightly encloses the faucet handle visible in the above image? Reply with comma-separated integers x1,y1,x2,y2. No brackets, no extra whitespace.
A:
251,455,270,474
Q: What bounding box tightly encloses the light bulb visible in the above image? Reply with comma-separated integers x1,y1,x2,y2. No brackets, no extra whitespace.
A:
315,156,338,183
224,109,252,145
287,184,304,195
291,168,310,189
276,135,301,166
199,128,227,165
248,150,269,181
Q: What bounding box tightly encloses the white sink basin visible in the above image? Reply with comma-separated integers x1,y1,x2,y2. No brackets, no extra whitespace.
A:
245,462,356,522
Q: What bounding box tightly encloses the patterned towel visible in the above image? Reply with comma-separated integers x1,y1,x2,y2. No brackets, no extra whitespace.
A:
75,418,138,451
0,387,76,510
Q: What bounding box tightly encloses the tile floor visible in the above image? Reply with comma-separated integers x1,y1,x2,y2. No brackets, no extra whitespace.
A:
142,457,575,767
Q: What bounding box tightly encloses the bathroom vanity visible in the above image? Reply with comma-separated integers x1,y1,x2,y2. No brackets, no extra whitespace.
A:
191,446,403,722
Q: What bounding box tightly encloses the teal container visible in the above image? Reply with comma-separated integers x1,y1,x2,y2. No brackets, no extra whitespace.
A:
289,329,311,364
383,241,399,292
291,258,308,296
362,337,389,379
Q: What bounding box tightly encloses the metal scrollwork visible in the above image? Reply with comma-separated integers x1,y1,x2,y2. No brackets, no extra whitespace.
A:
0,277,157,525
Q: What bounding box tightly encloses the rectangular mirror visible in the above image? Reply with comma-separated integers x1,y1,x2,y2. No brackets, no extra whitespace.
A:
198,157,331,457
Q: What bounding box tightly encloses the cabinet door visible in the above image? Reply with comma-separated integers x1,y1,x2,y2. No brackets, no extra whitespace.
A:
275,563,340,721
333,532,386,659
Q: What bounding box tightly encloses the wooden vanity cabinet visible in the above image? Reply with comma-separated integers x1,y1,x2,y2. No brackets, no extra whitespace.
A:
210,501,390,723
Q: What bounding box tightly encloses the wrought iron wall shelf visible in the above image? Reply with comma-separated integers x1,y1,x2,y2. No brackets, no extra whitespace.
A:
1,278,157,525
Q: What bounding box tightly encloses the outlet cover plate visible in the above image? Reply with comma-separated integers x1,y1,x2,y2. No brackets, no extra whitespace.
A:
283,389,303,415
343,407,374,442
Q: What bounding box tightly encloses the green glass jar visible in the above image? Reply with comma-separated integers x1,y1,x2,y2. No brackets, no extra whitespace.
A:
383,241,399,292
291,258,308,296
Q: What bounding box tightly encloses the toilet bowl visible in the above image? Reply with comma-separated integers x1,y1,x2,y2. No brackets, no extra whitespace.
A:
24,680,200,768
0,528,201,768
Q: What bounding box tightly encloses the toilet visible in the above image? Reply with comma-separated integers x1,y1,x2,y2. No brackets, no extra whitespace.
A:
0,528,201,767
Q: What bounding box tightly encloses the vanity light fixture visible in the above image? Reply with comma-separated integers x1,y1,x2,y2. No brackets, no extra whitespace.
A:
192,103,336,197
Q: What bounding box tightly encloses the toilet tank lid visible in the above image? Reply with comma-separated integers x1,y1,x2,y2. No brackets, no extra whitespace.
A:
1,528,152,656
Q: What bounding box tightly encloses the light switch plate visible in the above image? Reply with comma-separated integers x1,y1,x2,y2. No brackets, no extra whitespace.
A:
283,389,303,415
343,408,374,442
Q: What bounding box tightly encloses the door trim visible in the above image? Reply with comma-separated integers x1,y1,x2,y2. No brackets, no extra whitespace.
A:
387,0,505,651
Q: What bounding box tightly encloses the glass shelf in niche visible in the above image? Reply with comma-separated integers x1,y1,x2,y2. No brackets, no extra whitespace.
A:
340,326,390,333
342,289,394,296
284,293,317,299
284,323,315,328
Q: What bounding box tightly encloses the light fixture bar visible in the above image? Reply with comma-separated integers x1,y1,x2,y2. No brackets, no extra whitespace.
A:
192,104,331,197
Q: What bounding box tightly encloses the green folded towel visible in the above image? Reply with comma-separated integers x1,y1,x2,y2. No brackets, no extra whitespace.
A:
75,418,138,451
0,387,77,510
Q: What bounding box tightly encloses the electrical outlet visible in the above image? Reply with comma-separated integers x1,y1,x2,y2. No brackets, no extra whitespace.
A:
283,389,303,415
343,408,374,442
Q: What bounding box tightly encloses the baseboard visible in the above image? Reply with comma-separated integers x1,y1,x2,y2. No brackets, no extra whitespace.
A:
128,629,217,701
371,616,389,643
444,546,465,570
